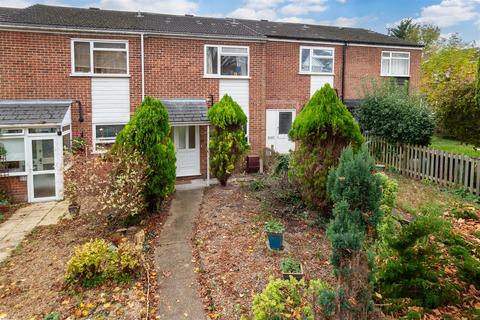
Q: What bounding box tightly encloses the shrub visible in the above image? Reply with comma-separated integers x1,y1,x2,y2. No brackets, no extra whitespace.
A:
99,147,149,224
326,145,383,319
65,238,141,287
358,80,435,146
114,97,176,209
252,277,314,320
280,257,302,273
264,219,284,233
376,172,399,215
289,84,363,212
376,208,461,309
207,94,249,186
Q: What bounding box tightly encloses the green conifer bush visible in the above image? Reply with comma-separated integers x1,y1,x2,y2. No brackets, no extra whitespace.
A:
207,94,249,186
114,97,176,209
289,84,363,212
326,145,382,319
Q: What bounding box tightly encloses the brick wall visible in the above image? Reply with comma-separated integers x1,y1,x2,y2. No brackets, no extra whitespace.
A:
343,46,422,99
0,30,422,180
0,176,28,202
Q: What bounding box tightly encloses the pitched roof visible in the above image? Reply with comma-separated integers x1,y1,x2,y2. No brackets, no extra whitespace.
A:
0,100,71,126
0,5,421,47
162,99,209,124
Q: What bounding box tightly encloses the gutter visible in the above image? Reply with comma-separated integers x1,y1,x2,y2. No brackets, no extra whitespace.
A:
140,32,145,101
342,41,346,103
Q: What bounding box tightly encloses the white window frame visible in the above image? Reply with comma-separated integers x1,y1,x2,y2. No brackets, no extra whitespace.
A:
0,131,27,176
299,46,335,75
381,51,410,77
204,45,250,79
92,123,126,153
71,39,130,77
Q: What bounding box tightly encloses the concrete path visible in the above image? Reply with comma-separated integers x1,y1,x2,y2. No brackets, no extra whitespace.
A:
0,201,68,263
155,188,207,320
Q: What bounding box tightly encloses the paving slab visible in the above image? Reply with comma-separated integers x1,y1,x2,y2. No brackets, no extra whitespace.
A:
0,200,67,263
155,188,207,320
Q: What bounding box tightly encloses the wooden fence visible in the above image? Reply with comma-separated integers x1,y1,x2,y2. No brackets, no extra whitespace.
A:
366,137,480,195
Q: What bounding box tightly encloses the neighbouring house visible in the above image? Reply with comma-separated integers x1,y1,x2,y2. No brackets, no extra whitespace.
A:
0,4,422,202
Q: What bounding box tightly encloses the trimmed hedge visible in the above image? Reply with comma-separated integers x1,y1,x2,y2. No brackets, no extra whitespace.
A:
358,80,435,146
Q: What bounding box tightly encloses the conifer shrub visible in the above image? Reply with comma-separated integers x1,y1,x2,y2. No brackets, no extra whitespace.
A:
289,84,363,212
114,97,176,209
376,207,461,309
358,80,435,146
326,145,382,319
207,94,249,186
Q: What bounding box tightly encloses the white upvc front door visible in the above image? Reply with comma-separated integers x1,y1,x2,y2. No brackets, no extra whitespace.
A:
266,109,296,154
26,136,62,202
172,125,200,177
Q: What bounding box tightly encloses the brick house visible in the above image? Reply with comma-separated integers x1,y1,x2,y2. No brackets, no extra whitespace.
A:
0,4,422,202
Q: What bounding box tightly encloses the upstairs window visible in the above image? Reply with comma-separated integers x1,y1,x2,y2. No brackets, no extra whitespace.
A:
381,51,410,77
72,40,128,76
300,47,334,74
205,45,249,77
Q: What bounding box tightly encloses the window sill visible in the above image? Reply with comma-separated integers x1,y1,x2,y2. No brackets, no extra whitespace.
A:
298,72,334,76
1,172,27,177
203,75,251,80
381,74,410,78
70,74,131,78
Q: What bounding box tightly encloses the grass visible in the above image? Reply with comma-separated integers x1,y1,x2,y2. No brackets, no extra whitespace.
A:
388,172,480,215
430,136,480,158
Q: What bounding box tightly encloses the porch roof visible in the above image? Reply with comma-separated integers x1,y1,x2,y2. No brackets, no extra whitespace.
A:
0,100,72,126
162,99,209,125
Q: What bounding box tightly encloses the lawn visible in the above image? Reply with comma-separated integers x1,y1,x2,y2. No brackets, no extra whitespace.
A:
430,136,480,158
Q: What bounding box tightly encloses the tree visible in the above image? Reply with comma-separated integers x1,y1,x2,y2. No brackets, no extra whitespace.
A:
388,18,440,54
114,97,176,209
207,94,249,186
420,46,480,145
326,145,383,319
476,55,480,108
387,18,416,39
289,84,363,213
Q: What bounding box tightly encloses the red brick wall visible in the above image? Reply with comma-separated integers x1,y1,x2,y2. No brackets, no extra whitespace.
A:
343,46,422,99
0,176,28,202
0,31,142,142
0,30,422,180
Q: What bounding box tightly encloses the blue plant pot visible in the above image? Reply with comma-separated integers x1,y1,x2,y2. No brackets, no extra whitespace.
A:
267,232,283,250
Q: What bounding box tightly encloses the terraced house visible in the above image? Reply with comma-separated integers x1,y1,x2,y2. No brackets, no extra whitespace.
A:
0,4,422,202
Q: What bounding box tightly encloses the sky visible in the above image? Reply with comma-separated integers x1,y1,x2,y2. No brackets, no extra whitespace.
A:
1,0,479,44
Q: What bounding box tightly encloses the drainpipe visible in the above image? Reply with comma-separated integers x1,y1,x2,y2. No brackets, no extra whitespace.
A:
140,33,145,101
341,41,347,102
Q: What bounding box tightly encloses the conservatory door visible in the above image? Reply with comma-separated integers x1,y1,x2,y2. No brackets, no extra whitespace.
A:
27,137,60,202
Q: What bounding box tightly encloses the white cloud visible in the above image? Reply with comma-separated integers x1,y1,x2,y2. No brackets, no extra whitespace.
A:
241,0,284,10
229,7,277,20
332,16,359,27
277,16,317,24
93,0,198,14
281,0,327,15
414,0,480,28
336,0,347,3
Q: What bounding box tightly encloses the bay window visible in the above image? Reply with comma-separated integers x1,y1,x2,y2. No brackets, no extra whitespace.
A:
381,51,410,77
300,47,334,74
205,45,249,77
72,40,129,76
